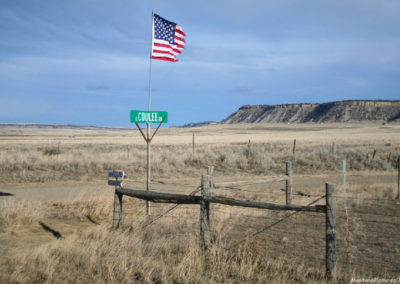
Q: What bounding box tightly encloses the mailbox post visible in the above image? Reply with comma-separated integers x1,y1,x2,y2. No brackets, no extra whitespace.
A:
108,171,126,228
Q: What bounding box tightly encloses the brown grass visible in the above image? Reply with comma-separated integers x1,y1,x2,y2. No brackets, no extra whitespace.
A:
0,200,44,233
0,141,398,184
1,195,337,284
0,123,399,283
2,180,399,283
0,122,399,183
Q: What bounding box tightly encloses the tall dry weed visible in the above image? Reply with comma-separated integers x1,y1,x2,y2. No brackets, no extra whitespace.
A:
0,142,398,183
5,221,333,284
48,189,113,221
0,200,44,232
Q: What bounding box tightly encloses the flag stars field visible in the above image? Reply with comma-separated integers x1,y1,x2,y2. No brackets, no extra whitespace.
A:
152,13,186,63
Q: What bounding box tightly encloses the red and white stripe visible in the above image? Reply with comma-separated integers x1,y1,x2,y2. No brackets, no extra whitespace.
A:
152,25,186,62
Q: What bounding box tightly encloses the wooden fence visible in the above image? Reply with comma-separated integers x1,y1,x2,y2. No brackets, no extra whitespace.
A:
110,164,337,279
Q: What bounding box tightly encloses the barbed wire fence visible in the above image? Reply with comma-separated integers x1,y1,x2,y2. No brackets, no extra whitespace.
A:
114,155,400,280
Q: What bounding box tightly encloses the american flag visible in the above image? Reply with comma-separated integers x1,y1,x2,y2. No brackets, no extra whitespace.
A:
151,13,186,62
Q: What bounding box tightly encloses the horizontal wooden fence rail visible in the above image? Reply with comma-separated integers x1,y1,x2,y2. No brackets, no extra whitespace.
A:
115,187,325,213
203,195,325,212
116,188,200,204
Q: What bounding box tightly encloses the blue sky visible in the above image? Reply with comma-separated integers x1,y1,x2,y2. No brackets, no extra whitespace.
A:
1,0,399,126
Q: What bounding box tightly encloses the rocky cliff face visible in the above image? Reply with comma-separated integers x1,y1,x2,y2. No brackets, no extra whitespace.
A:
222,100,400,124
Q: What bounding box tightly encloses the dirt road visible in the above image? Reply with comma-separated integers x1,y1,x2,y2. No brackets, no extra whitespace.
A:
0,172,397,202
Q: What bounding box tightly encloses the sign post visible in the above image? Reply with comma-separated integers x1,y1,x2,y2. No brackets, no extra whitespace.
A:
131,110,168,216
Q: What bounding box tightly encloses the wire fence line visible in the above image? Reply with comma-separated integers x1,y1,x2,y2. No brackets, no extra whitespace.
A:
119,190,398,278
140,185,202,228
223,195,326,251
212,196,398,276
109,159,399,279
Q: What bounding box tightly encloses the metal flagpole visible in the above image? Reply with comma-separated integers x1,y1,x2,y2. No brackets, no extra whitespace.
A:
146,11,154,216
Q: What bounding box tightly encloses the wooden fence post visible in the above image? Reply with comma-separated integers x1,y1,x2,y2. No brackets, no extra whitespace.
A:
293,139,296,155
326,183,337,279
207,166,214,185
247,139,251,158
397,156,400,200
200,174,211,250
192,133,195,155
285,161,292,205
113,190,123,229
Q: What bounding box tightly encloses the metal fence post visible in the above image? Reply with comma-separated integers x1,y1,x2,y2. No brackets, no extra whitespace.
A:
207,166,214,216
326,183,337,279
343,160,347,209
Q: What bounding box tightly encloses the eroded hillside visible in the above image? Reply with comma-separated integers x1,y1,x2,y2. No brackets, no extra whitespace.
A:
222,100,400,123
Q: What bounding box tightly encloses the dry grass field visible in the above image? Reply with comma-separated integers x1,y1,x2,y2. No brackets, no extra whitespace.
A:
0,122,399,283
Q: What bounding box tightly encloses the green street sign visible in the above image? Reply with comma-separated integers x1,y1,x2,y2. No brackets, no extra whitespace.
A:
130,110,168,123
